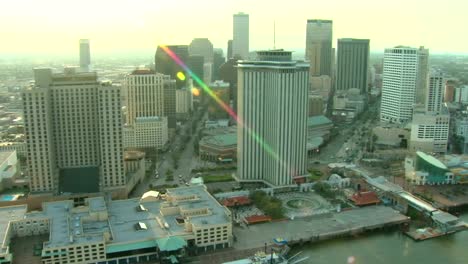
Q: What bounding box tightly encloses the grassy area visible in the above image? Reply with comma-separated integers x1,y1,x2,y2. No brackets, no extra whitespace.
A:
202,175,234,183
250,191,284,219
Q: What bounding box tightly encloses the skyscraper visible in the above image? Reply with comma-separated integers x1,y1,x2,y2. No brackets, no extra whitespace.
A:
426,70,445,113
189,38,214,63
79,39,91,71
237,50,309,186
233,13,249,59
305,19,333,77
415,48,430,105
227,39,233,59
336,38,370,94
123,68,176,137
124,69,166,125
23,68,125,194
380,46,429,124
155,45,189,89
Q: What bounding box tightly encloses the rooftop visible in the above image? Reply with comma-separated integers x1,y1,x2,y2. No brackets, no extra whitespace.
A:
200,133,237,147
0,151,15,164
416,151,448,170
0,205,27,254
308,115,332,127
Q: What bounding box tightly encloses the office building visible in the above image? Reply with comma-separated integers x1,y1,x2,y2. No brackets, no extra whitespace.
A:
308,95,324,117
219,58,238,112
227,39,233,59
124,69,165,125
176,88,193,120
123,117,168,150
189,38,214,63
426,70,445,113
445,79,456,103
305,19,333,77
233,12,249,59
155,45,189,89
208,81,230,120
123,68,176,137
336,38,370,94
380,46,429,124
237,50,309,186
79,39,91,72
163,78,177,135
0,185,232,264
212,49,225,81
22,68,125,194
416,48,430,105
409,107,449,154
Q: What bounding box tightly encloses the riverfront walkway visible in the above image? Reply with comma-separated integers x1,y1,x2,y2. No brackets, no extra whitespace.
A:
233,205,409,250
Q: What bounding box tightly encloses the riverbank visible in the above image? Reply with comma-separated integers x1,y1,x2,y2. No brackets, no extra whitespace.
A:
187,206,409,263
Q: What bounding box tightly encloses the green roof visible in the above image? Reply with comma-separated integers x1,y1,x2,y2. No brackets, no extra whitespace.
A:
106,240,157,254
106,236,186,254
201,133,237,147
156,236,187,251
416,151,447,170
308,115,332,127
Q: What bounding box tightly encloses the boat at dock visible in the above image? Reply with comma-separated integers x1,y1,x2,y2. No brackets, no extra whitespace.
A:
222,250,308,264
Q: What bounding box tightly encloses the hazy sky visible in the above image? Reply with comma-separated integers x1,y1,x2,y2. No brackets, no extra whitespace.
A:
1,0,467,57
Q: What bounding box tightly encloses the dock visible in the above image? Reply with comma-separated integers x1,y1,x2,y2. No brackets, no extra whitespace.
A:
233,205,409,250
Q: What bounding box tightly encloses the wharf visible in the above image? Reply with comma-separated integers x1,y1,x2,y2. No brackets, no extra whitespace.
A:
233,205,409,250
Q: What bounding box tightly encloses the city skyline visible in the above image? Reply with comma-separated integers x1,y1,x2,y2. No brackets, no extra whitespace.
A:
1,0,468,58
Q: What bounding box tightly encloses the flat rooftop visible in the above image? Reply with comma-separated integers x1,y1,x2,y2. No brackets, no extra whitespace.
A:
0,205,27,254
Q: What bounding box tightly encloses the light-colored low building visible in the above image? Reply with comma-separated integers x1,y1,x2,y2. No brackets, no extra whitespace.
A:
124,116,168,150
332,88,365,123
373,126,410,148
308,115,333,141
409,107,449,154
0,185,232,264
0,142,26,157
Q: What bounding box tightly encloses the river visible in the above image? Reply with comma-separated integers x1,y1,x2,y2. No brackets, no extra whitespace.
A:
291,213,468,264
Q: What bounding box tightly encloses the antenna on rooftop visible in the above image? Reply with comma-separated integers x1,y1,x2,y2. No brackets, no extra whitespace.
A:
273,20,276,50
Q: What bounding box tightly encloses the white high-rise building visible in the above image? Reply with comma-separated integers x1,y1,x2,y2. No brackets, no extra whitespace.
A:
426,70,445,113
124,69,166,125
233,12,249,59
176,88,193,119
380,46,429,124
79,39,91,72
22,68,125,194
123,117,168,149
237,50,309,186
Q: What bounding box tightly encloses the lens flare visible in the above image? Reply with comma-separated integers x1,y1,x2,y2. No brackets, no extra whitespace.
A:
159,45,292,180
176,71,186,81
191,87,200,97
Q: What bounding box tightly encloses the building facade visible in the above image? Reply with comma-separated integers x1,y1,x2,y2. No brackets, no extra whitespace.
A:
123,117,168,150
176,88,193,120
22,68,125,194
199,133,237,162
426,71,445,113
409,107,450,154
305,19,333,77
237,50,309,186
233,13,249,59
154,45,189,89
380,46,429,124
0,185,232,264
124,69,165,125
79,39,91,72
335,38,370,94
208,81,230,120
